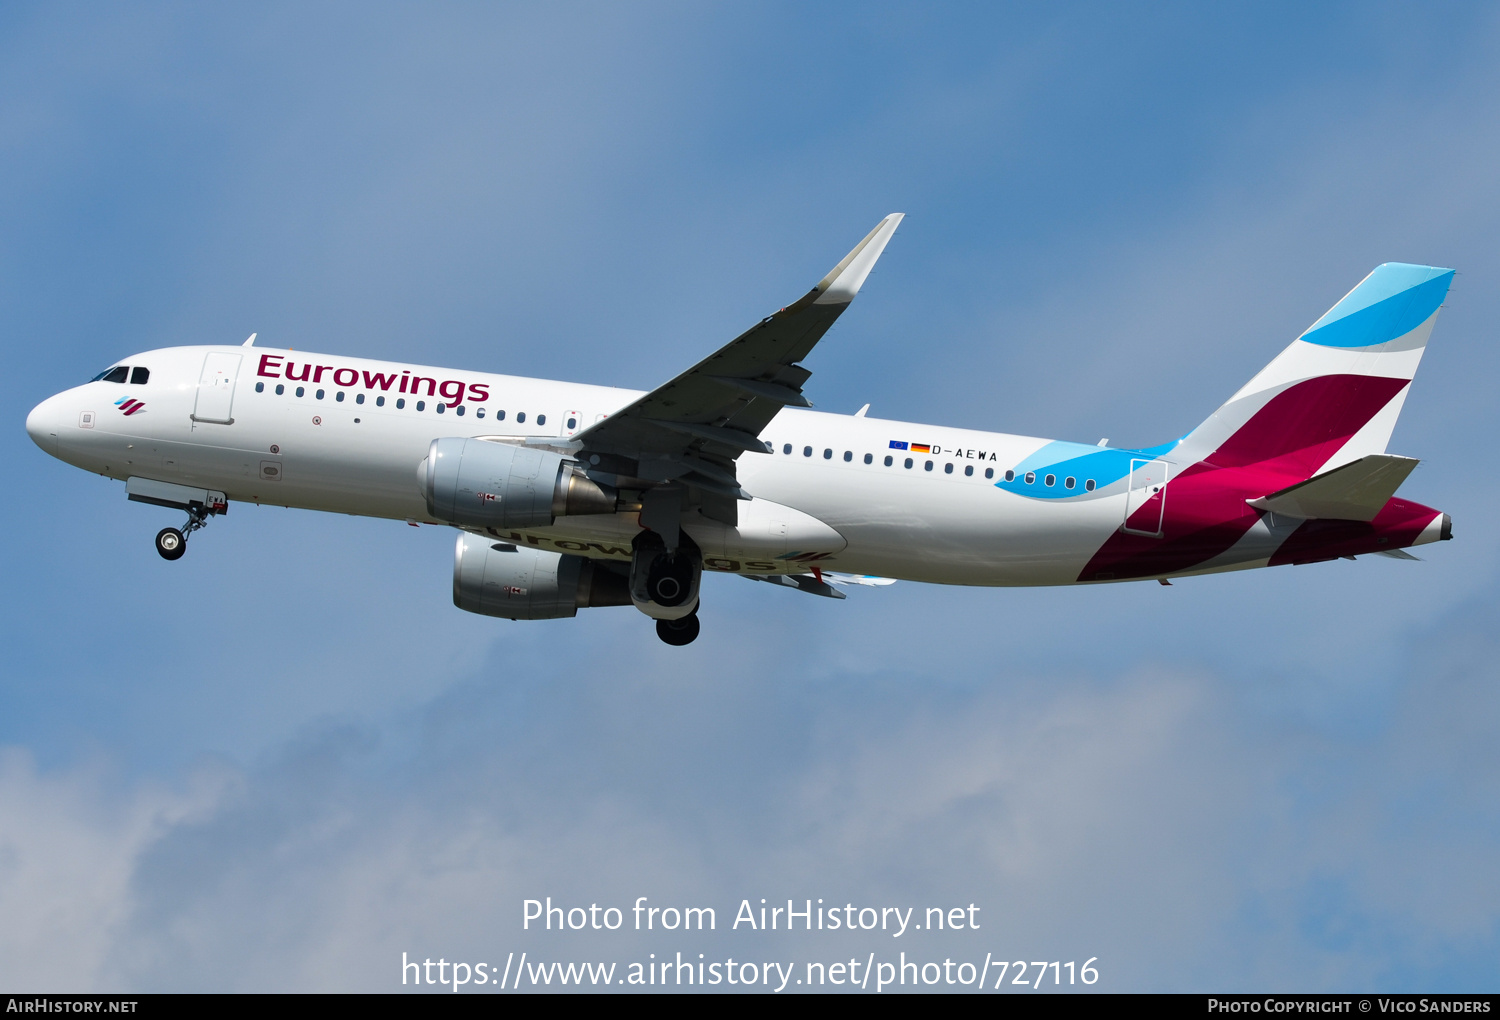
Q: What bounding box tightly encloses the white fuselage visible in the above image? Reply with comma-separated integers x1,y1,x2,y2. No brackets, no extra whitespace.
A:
28,344,1406,587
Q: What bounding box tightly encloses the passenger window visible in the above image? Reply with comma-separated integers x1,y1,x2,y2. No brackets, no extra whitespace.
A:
964,465,973,476
783,443,792,454
475,407,483,418
924,460,933,471
336,391,345,402
517,412,526,423
864,453,873,464
1024,472,1035,484
456,405,465,416
356,393,365,404
396,398,405,409
130,367,150,385
843,451,852,462
884,455,893,466
496,410,505,421
275,384,285,395
316,389,325,400
944,463,953,474
823,449,832,459
904,458,913,469
803,446,812,457
1085,479,1096,491
567,417,576,429
255,382,264,393
376,395,384,406
1044,474,1055,486
1005,470,1015,481
416,401,426,411
102,367,129,384
985,468,994,479
436,403,446,413
1065,476,1075,489
537,414,546,426
296,386,306,398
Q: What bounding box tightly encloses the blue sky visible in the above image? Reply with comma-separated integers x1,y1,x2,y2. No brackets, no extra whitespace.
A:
3,2,1498,991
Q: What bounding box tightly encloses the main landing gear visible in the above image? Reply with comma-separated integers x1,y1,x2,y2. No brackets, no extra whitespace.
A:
630,523,704,646
154,502,213,561
655,612,700,646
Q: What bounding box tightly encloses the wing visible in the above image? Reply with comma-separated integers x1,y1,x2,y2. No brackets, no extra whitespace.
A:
573,214,903,523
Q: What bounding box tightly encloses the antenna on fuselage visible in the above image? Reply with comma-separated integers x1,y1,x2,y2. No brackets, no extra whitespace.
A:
242,333,257,347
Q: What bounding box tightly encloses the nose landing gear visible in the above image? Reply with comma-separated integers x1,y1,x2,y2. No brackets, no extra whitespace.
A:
126,480,227,561
153,501,214,561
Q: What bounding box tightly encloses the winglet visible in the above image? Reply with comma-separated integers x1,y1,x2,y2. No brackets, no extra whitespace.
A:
813,213,904,305
242,333,257,347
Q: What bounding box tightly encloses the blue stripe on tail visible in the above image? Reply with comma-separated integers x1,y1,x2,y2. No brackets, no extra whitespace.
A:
1299,264,1453,349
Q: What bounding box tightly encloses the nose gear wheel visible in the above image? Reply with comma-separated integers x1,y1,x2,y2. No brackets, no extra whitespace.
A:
155,527,186,560
154,501,214,560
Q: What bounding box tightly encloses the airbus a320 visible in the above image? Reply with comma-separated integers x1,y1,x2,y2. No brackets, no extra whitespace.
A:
26,215,1453,644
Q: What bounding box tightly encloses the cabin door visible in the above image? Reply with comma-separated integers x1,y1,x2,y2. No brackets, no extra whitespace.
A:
1122,459,1169,536
192,352,242,425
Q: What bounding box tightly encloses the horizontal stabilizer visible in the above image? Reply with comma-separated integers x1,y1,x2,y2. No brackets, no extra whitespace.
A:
743,573,847,599
1248,454,1419,521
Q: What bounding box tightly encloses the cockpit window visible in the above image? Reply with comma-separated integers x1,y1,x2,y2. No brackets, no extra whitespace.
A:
93,366,129,384
130,367,149,385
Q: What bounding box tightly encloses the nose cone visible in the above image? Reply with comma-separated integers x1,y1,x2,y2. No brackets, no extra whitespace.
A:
26,394,64,457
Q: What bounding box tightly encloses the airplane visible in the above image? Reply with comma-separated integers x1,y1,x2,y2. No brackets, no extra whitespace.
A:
25,214,1454,645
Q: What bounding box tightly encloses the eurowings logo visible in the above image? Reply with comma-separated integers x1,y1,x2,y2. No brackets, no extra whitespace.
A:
114,396,145,416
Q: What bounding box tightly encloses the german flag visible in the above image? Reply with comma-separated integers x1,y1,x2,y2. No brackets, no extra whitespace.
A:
910,443,931,454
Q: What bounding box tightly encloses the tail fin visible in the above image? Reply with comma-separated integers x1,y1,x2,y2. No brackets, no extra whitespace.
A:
1174,263,1453,480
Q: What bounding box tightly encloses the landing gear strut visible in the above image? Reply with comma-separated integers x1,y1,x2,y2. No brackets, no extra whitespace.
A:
656,612,700,646
154,501,213,561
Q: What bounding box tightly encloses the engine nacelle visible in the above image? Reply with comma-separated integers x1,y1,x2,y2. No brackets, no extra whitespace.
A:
419,437,616,528
453,533,630,620
628,530,702,621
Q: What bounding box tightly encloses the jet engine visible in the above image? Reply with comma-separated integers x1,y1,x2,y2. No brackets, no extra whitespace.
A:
419,437,616,528
453,533,630,620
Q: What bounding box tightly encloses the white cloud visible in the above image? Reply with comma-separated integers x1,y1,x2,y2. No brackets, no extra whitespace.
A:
0,749,227,989
1,587,1494,991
